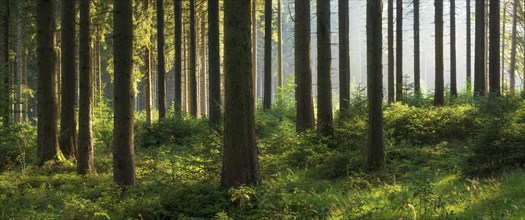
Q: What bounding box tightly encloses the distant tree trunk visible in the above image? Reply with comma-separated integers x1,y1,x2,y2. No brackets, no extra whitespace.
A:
113,0,135,185
174,0,182,114
60,0,77,158
388,0,394,103
474,0,487,95
37,0,60,165
263,0,272,110
277,0,283,105
501,3,507,93
143,0,152,125
199,14,206,117
509,0,517,93
367,0,384,167
339,0,350,111
78,0,95,175
189,0,197,116
396,0,403,102
221,0,260,188
1,0,10,126
157,0,166,118
434,0,444,106
414,0,420,94
15,2,22,123
295,0,314,132
489,0,500,95
466,0,472,91
252,0,257,107
208,0,221,126
317,0,333,136
450,0,457,97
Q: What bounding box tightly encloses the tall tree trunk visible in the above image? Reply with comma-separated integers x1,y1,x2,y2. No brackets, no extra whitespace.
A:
189,0,197,116
199,14,206,117
388,0,394,103
60,0,77,158
434,0,444,106
37,0,59,165
450,0,457,97
78,0,95,175
475,0,487,95
209,0,221,126
263,0,272,110
467,0,472,91
221,0,260,188
113,0,135,185
144,0,152,125
509,0,517,93
252,0,257,107
1,0,10,126
414,0,420,94
339,0,350,111
396,0,403,102
317,0,333,136
157,0,166,118
295,0,314,132
277,0,283,105
174,0,182,114
489,0,500,95
367,0,384,167
501,3,507,93
14,1,22,123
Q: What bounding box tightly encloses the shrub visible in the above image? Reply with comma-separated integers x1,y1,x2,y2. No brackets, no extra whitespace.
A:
0,123,37,170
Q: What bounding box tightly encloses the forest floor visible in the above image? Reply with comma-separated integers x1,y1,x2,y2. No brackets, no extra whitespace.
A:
1,100,525,219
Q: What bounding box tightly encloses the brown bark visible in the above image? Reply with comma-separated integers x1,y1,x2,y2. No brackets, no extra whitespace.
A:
467,0,472,91
199,14,206,117
174,0,182,113
157,0,166,118
1,0,10,126
450,0,457,97
295,0,314,132
208,0,221,126
263,0,272,110
317,0,333,136
509,0,517,93
434,0,444,106
388,0,394,103
414,0,420,94
475,0,487,95
339,0,350,111
396,0,403,102
189,0,197,116
489,0,500,95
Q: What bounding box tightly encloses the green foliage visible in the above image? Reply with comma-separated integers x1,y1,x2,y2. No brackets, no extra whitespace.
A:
0,123,37,170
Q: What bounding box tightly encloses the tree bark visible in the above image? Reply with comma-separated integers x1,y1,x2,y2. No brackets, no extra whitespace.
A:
143,0,152,125
1,0,10,126
317,0,333,136
263,0,272,110
60,0,77,158
157,0,166,118
414,0,420,94
488,0,500,95
277,0,283,105
396,0,403,102
509,0,517,93
450,0,457,97
475,0,487,95
388,0,394,103
15,1,22,123
252,0,257,107
221,0,260,188
199,14,206,117
37,0,60,165
467,0,472,91
189,0,197,116
113,0,135,185
295,0,314,132
367,0,385,167
434,0,444,106
501,3,507,93
208,0,221,127
174,0,182,114
339,0,350,111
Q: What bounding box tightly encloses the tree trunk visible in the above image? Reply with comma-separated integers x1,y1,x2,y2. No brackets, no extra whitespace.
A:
59,0,77,158
277,0,283,105
37,0,59,165
295,0,314,132
396,0,403,102
414,0,420,95
339,0,350,111
367,0,385,167
489,0,500,95
501,3,507,93
450,0,457,97
78,0,95,175
113,0,135,185
199,14,206,117
509,0,517,93
317,0,333,136
221,0,260,188
157,0,166,118
388,0,394,103
474,0,487,95
252,0,257,107
143,0,152,125
263,0,272,110
174,0,182,114
1,0,10,126
434,0,444,106
467,0,472,91
208,0,221,127
189,0,197,116
14,1,22,123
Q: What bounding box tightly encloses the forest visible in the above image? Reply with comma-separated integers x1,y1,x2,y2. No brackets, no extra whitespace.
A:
0,0,524,219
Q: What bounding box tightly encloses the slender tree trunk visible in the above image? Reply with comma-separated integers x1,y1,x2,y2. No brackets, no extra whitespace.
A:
414,0,420,94
475,0,487,95
502,3,507,93
396,0,403,102
199,14,206,117
189,0,197,116
143,0,152,125
295,0,314,132
113,0,135,185
37,0,59,165
208,0,221,126
388,0,394,103
157,0,166,118
252,0,257,107
221,0,260,188
277,0,283,105
263,0,272,110
60,0,77,158
339,0,350,111
467,0,472,91
450,0,457,97
317,0,333,136
509,0,517,93
434,0,444,106
367,0,384,167
174,0,182,114
489,0,500,95
78,0,95,175
15,2,22,123
1,0,10,126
